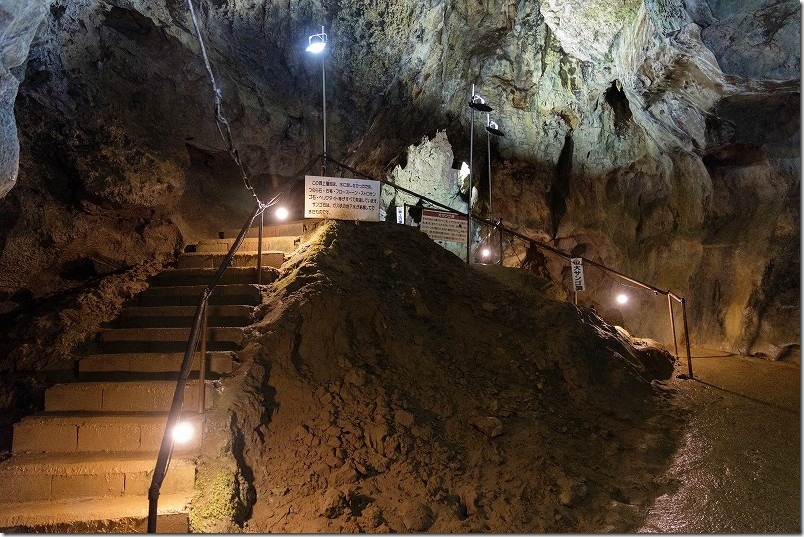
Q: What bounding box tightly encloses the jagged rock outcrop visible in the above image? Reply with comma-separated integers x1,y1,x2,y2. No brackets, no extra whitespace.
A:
0,1,799,358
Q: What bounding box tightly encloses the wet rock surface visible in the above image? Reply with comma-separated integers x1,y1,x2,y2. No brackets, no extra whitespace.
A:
212,221,682,532
641,350,800,533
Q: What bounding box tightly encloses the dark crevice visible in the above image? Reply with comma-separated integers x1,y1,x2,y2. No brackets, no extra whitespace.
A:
604,80,633,134
549,134,573,239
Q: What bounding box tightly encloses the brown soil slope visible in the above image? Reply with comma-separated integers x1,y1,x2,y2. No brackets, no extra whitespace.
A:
208,220,682,532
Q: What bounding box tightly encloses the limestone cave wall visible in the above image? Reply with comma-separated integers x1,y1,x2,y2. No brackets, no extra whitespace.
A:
0,0,800,360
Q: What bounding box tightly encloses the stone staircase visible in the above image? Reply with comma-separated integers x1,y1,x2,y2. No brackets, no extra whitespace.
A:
0,219,319,532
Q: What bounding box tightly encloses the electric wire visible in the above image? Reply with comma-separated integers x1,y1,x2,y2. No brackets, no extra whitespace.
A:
185,0,262,205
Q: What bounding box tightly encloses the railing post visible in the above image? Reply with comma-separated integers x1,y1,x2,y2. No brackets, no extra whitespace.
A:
466,214,471,264
198,301,208,413
681,297,693,378
498,220,503,265
667,294,680,361
257,209,264,285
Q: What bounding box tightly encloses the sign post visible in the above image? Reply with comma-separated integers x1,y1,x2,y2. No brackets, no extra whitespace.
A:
571,258,585,305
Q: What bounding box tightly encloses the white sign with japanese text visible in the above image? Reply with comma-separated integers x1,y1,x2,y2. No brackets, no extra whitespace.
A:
571,258,585,292
304,176,381,221
420,208,468,243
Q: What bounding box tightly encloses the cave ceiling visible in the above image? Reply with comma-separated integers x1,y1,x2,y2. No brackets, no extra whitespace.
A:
0,0,800,357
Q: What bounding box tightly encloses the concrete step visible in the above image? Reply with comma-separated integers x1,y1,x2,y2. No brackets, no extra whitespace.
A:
78,351,234,380
195,236,299,254
111,305,254,328
219,218,322,239
151,267,276,287
0,493,190,533
177,251,286,270
45,380,213,412
131,284,261,307
98,327,244,353
13,412,203,453
0,451,195,503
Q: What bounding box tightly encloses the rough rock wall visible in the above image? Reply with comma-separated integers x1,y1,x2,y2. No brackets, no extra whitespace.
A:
0,0,800,357
0,1,48,198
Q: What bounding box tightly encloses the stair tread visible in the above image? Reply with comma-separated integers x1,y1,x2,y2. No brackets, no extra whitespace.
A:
80,351,234,359
0,451,195,474
219,218,322,238
45,379,212,412
132,287,261,307
0,493,191,528
100,326,244,338
47,379,207,390
179,250,287,256
18,410,203,421
78,351,234,378
142,283,260,292
111,305,254,328
119,305,253,315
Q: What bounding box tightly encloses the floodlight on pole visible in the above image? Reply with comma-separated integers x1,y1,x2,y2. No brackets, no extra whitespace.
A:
307,26,328,175
484,114,504,218
467,84,493,265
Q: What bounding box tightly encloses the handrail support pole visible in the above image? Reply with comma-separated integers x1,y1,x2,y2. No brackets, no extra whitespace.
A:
198,300,208,413
257,209,264,285
681,297,693,378
498,220,503,265
667,294,680,361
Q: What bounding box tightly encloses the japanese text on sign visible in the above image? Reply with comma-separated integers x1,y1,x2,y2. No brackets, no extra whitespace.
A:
420,208,467,243
304,176,381,221
571,258,585,292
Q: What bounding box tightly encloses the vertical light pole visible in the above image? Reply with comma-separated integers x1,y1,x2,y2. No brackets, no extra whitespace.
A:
484,114,504,217
468,84,492,264
307,26,327,175
485,114,504,265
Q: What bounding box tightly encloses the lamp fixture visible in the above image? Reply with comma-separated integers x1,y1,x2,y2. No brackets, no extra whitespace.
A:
172,422,194,444
486,117,505,137
469,93,493,112
306,29,327,53
616,293,629,305
276,207,289,221
307,25,328,174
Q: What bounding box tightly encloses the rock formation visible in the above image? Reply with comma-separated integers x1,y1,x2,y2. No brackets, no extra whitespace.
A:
0,0,799,431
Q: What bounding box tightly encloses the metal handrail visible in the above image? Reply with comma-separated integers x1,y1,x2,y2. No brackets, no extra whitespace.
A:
147,201,263,532
327,157,693,377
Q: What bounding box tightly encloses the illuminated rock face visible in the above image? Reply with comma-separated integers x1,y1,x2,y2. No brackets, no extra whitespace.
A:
0,1,800,357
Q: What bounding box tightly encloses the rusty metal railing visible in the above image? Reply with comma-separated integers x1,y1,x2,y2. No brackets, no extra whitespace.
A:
327,157,694,378
147,201,264,532
471,216,694,377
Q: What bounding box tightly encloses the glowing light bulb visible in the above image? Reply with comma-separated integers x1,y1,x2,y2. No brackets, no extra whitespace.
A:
276,207,289,221
616,294,628,305
172,422,194,444
482,248,490,258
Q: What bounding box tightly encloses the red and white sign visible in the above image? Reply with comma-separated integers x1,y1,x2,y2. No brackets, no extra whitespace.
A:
420,209,467,243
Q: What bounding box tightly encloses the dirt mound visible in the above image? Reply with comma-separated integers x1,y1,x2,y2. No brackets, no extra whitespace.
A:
203,220,682,532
